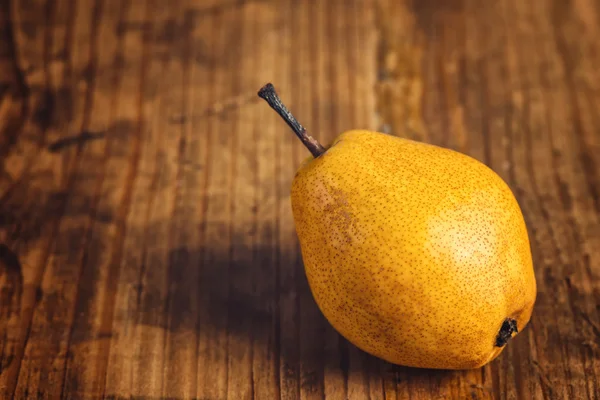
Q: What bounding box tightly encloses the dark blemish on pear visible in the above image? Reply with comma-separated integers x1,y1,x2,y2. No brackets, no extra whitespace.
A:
257,83,326,158
495,318,518,347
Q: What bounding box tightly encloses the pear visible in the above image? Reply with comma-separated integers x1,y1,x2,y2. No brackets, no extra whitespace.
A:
258,83,536,370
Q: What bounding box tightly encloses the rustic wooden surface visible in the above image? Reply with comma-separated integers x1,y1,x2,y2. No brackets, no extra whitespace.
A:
0,0,599,398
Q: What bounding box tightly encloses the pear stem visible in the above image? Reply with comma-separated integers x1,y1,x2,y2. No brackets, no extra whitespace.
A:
257,83,326,158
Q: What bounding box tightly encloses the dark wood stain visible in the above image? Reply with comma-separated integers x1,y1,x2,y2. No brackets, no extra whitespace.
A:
47,131,107,152
1,0,599,398
0,243,22,280
0,243,23,321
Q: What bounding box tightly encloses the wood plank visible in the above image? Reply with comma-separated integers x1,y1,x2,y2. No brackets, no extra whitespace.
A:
1,0,599,398
60,0,138,396
6,0,106,397
102,0,179,396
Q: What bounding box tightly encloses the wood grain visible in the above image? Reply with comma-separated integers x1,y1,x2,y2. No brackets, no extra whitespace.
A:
1,0,599,398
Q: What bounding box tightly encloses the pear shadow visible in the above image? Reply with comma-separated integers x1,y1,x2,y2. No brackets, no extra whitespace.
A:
123,224,466,394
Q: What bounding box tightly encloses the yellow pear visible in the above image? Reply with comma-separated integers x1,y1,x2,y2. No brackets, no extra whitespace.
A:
258,83,536,370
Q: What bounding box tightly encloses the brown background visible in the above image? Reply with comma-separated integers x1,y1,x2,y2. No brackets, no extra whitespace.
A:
1,0,599,398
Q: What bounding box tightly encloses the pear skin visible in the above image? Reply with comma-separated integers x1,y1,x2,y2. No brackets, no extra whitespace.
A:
258,84,537,370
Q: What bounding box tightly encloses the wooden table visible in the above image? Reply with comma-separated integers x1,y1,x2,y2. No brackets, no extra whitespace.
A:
1,0,599,398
